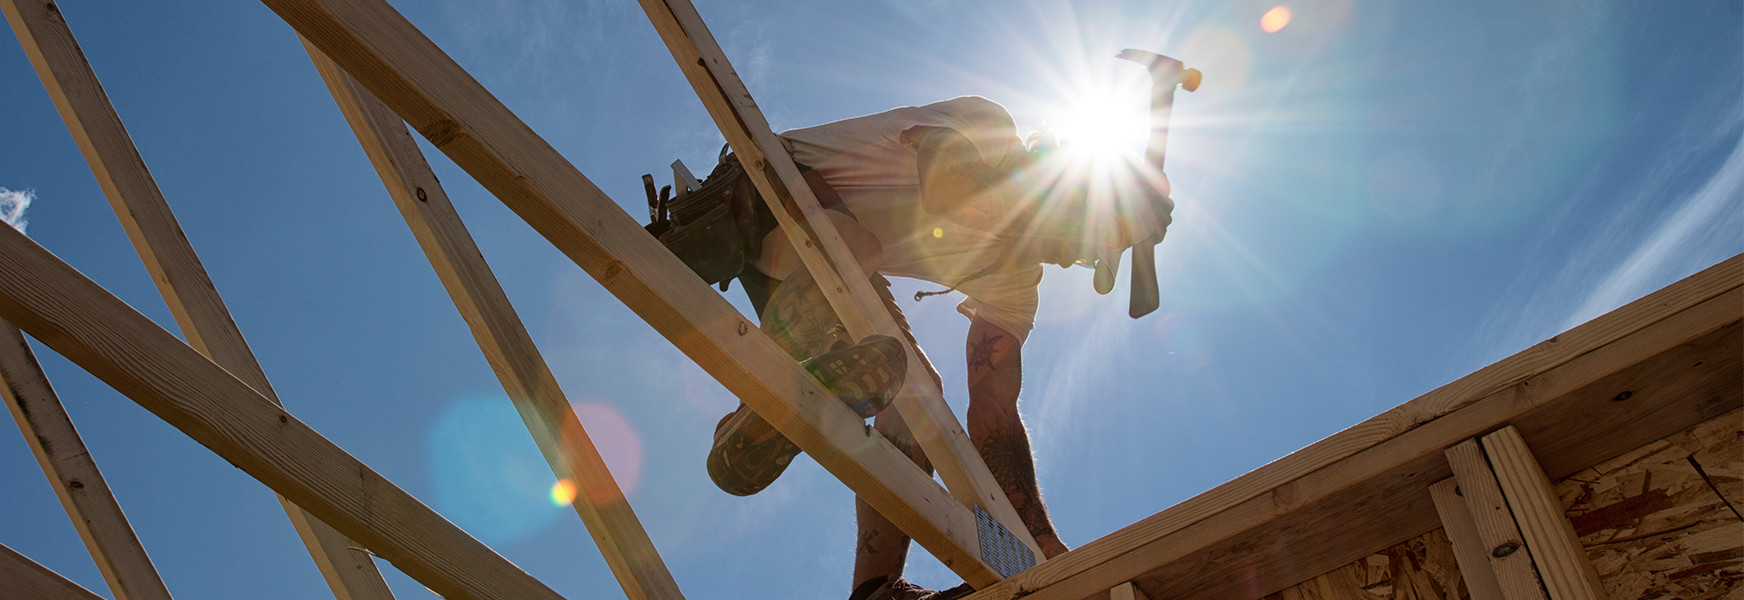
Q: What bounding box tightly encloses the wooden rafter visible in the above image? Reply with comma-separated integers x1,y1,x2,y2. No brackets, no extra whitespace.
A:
302,42,685,600
1445,439,1548,600
1428,477,1507,600
264,0,1010,585
0,542,105,600
1481,427,1608,599
0,224,564,600
634,0,1038,557
966,254,1741,600
0,1,394,597
0,323,173,600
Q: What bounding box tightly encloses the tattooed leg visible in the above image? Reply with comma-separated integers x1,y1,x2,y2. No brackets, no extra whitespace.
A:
964,318,1068,559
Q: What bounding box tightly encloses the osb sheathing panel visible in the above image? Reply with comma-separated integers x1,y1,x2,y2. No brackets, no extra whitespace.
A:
1263,410,1741,600
1559,408,1742,600
1261,529,1467,600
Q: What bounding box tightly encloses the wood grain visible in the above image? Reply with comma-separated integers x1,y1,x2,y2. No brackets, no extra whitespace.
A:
0,542,106,600
1430,478,1507,600
1446,439,1548,600
0,224,563,599
0,323,173,600
0,1,394,596
1482,427,1607,599
304,41,684,600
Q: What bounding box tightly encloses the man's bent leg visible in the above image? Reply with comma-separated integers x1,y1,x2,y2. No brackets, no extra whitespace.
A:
963,318,1068,559
851,274,952,595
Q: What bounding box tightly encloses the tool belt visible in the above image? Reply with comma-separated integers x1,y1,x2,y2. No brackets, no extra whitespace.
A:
642,155,843,292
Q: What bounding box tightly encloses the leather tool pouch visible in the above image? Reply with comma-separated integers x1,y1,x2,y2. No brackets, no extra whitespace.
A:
644,157,769,289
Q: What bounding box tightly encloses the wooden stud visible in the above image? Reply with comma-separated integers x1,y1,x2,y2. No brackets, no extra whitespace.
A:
0,542,106,600
1445,439,1549,600
633,0,1037,555
963,255,1740,600
0,323,173,600
1482,427,1608,600
1429,477,1507,600
0,1,395,597
0,224,564,600
302,42,684,600
265,0,1006,585
1109,582,1149,600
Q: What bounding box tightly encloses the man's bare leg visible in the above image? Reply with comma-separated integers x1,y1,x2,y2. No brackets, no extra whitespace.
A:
852,408,930,589
964,318,1068,558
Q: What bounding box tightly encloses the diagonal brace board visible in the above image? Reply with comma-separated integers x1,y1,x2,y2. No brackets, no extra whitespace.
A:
0,224,564,600
0,0,395,596
303,41,684,600
0,323,174,600
0,542,106,600
635,0,1040,558
259,0,1007,585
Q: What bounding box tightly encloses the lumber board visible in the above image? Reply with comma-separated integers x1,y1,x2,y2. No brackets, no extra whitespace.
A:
1429,478,1507,600
256,0,1005,585
1482,427,1607,599
303,42,684,600
0,323,173,600
0,224,564,600
966,254,1742,600
1109,582,1149,600
1446,439,1549,600
633,0,1037,555
0,542,106,600
0,1,395,597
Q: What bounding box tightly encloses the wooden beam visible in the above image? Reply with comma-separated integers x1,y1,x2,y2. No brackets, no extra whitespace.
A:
1109,582,1149,600
302,42,684,600
1481,427,1607,600
1428,478,1506,600
0,323,173,600
965,254,1742,600
264,0,1008,585
632,0,1037,556
0,542,106,600
0,224,564,600
1445,439,1548,600
0,1,394,597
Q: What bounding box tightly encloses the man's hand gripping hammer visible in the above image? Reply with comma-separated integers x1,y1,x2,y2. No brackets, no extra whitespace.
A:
1115,49,1199,318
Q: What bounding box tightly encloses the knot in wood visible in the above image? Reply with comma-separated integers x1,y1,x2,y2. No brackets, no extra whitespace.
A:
1611,390,1633,402
1491,541,1520,557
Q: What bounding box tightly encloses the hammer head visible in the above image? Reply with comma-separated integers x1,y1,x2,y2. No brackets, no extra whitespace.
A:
1116,49,1201,92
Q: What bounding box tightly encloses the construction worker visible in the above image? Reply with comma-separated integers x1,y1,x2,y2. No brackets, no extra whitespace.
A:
652,96,1172,600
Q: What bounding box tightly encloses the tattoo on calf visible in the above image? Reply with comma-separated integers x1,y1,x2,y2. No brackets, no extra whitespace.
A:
977,427,1052,534
859,529,880,555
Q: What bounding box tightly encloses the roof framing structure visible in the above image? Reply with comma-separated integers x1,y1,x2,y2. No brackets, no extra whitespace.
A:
1,0,1739,599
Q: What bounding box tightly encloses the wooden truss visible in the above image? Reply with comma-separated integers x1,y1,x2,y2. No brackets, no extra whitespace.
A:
2,0,1739,599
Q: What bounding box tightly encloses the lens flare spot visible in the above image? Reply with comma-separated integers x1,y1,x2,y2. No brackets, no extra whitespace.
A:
427,397,560,545
549,479,578,506
932,227,943,238
1260,6,1292,33
568,402,645,499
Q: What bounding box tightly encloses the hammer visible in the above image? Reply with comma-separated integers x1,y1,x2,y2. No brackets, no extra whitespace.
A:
1115,49,1199,318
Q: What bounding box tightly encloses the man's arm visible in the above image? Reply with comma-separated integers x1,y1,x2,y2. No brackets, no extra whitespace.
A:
963,317,1068,558
903,126,1026,233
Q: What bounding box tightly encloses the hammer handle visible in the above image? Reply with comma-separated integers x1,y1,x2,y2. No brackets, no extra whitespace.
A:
1129,79,1178,318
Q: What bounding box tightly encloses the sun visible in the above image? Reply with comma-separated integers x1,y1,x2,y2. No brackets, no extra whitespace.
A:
1053,90,1147,167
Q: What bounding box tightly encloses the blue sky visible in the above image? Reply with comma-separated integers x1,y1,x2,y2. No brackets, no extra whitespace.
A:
1,1,1738,598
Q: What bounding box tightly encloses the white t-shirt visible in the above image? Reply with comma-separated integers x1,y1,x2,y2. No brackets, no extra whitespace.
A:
780,97,1043,342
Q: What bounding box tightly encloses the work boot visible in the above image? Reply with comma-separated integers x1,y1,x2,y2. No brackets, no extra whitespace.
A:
707,335,908,496
848,576,974,600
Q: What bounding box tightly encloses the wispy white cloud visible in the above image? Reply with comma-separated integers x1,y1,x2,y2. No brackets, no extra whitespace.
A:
0,187,32,233
1563,127,1744,328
